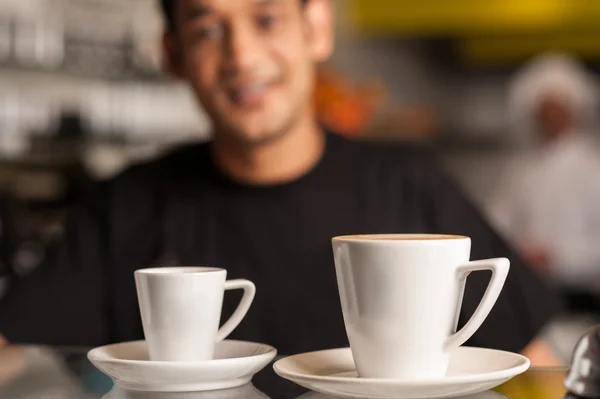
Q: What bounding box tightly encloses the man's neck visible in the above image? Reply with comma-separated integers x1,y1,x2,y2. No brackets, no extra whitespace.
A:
211,119,325,186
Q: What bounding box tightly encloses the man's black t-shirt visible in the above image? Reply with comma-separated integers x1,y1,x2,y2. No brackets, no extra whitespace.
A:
0,132,559,355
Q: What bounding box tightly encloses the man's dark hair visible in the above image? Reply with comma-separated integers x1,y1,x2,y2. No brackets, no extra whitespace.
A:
160,0,309,31
160,0,175,31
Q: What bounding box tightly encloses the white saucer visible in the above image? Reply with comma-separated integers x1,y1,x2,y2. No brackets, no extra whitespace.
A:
88,340,277,392
296,389,508,399
273,347,529,399
102,382,271,399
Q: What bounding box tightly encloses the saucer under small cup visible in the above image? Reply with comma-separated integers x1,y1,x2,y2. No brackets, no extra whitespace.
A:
88,340,277,392
102,382,271,399
273,346,530,399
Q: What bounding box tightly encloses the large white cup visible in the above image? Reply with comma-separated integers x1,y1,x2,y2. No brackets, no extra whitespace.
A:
134,267,255,362
332,234,509,379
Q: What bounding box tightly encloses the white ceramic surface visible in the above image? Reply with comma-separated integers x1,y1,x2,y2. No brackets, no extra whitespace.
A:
88,340,277,392
332,234,510,379
102,381,270,399
135,267,255,361
273,346,529,399
296,389,509,399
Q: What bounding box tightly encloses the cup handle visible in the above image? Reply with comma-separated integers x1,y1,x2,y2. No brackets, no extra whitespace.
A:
444,258,510,351
216,279,256,342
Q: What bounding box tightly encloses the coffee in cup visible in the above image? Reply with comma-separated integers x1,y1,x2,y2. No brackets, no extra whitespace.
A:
332,234,509,379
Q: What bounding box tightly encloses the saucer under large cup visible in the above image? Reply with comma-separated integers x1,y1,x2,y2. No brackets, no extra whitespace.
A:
273,347,530,399
296,390,508,399
88,340,277,392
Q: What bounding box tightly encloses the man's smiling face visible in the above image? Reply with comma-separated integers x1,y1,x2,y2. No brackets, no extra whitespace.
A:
164,0,334,146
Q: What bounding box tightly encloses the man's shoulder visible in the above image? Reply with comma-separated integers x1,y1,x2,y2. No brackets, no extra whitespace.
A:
329,133,440,174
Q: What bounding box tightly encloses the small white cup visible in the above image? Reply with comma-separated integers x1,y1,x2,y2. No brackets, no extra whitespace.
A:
332,234,510,380
134,267,255,362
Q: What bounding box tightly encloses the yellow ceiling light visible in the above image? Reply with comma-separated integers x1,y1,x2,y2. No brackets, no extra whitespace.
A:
349,0,598,36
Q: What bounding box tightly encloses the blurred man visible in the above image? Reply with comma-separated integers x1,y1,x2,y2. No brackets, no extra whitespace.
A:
489,53,600,311
0,0,560,365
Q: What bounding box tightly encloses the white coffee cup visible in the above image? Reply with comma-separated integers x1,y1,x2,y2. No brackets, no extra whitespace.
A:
332,234,509,380
134,267,255,362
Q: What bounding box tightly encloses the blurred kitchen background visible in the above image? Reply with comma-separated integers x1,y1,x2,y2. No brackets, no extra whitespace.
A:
1,0,600,358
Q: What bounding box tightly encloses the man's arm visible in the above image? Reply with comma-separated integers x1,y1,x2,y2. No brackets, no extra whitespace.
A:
0,181,112,346
523,338,563,366
0,158,170,347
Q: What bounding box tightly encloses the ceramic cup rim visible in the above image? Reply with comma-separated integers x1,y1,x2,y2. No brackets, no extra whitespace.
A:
332,234,469,243
134,266,225,276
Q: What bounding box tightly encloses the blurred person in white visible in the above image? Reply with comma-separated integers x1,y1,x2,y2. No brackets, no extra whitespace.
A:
489,53,600,312
0,0,561,367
